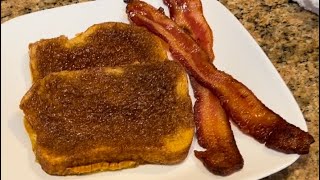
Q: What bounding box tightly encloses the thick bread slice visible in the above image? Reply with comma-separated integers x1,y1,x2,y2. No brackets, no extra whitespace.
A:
20,61,194,175
29,22,168,81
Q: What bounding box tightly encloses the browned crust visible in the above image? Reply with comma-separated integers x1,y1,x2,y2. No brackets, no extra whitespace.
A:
26,118,191,175
28,22,168,81
20,61,194,175
24,118,140,175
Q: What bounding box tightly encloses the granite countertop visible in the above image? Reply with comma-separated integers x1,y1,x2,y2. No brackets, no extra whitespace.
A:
1,0,318,179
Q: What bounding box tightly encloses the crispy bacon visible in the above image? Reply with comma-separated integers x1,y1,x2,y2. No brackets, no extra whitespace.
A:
126,0,314,154
164,0,244,175
191,78,243,175
163,0,214,61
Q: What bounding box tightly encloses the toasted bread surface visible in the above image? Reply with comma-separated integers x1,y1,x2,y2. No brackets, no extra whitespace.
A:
29,22,168,81
24,118,140,174
20,61,194,175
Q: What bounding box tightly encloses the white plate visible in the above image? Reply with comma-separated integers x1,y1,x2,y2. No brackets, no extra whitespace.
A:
1,0,308,179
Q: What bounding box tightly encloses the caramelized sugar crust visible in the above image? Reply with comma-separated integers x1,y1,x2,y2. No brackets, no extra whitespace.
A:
20,61,193,156
29,22,168,81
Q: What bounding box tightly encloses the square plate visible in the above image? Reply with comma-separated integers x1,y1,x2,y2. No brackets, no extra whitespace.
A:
1,0,308,179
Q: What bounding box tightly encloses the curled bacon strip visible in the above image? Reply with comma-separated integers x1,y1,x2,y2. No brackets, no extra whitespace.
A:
126,0,314,154
191,78,243,175
163,0,214,61
164,0,243,175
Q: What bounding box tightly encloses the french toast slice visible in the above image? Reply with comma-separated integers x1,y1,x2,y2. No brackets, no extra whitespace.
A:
29,22,168,81
20,61,194,175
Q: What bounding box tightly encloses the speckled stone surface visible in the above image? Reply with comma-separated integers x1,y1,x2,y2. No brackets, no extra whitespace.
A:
218,1,319,179
1,0,319,179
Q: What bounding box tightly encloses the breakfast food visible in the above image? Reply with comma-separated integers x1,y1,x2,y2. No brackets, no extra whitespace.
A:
164,0,214,60
21,22,195,175
191,78,244,175
163,0,243,175
19,0,315,177
126,0,314,155
20,61,194,175
28,22,168,81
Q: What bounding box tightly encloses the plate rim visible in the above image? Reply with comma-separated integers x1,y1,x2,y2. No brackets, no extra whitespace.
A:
1,0,307,179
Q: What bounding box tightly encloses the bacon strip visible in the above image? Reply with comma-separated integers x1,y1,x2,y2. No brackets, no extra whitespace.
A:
164,0,244,175
126,0,314,154
190,78,243,175
163,0,214,61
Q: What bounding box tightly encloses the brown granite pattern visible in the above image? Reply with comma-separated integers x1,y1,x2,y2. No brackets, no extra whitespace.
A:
218,1,318,179
1,0,318,179
1,0,91,23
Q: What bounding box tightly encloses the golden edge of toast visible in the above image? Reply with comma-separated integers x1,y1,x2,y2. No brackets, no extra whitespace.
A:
25,119,194,175
22,65,194,175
